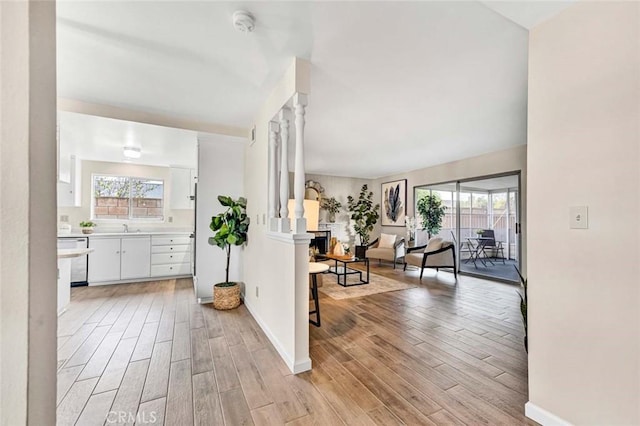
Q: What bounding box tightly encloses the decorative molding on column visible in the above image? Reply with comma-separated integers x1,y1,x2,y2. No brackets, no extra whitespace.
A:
292,93,308,234
268,121,280,231
278,107,290,233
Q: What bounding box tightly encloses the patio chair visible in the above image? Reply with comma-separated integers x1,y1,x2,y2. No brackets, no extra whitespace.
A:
479,229,505,264
403,237,458,281
365,233,405,269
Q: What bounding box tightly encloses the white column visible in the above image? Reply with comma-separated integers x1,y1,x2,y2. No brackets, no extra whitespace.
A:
268,121,280,231
292,93,308,234
278,108,290,233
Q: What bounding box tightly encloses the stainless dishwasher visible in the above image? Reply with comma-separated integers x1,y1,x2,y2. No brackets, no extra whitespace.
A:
57,237,89,286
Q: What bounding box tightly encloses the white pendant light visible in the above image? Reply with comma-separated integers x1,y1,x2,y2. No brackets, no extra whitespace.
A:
123,146,141,159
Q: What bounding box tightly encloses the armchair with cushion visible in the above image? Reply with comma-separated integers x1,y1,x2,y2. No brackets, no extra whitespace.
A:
365,233,405,269
404,237,457,280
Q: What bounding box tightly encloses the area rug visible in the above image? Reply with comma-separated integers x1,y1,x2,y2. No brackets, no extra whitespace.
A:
317,271,417,300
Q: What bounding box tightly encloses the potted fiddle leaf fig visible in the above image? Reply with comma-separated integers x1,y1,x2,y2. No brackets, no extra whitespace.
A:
209,195,250,310
347,184,380,258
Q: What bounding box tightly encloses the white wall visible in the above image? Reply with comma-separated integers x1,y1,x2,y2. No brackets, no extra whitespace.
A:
0,2,57,423
304,173,372,244
58,160,195,232
243,58,313,373
194,134,246,302
527,2,639,424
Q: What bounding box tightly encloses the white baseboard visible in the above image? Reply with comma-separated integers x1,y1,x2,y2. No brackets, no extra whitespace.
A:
525,402,572,426
243,298,311,375
293,358,312,374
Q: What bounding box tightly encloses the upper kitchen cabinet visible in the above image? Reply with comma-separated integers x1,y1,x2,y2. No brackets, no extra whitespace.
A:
58,154,82,207
170,167,196,210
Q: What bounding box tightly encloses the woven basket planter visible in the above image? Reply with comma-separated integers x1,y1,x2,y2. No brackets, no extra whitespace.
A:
213,283,240,310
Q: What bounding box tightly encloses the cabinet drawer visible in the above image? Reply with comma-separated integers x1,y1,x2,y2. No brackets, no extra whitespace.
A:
151,252,190,265
151,244,190,254
151,262,190,277
152,236,191,246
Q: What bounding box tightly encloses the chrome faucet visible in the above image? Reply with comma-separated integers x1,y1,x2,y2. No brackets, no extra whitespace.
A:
122,224,129,233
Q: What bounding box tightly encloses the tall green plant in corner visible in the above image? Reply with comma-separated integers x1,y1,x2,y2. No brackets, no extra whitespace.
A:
515,267,528,352
347,184,380,246
416,193,447,238
209,196,250,284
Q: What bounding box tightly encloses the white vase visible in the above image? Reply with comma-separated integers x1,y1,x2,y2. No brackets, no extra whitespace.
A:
333,243,344,256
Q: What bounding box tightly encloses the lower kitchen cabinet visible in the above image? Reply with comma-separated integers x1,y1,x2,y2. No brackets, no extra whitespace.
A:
87,233,192,285
151,235,192,277
88,236,151,284
88,237,122,283
121,237,151,279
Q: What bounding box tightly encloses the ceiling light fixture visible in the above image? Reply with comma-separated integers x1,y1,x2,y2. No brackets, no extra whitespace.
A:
232,10,255,33
123,146,141,159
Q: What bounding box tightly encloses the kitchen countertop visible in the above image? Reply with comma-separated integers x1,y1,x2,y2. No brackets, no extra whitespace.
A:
58,231,194,238
57,248,94,259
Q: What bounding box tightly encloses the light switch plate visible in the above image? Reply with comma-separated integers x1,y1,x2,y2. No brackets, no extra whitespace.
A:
570,206,588,229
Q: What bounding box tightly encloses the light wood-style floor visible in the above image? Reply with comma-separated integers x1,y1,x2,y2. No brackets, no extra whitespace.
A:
56,266,534,425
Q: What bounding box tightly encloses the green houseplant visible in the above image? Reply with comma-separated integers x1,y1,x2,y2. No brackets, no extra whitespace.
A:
321,197,342,223
79,221,97,234
347,184,380,258
515,266,528,352
416,194,447,239
208,196,250,310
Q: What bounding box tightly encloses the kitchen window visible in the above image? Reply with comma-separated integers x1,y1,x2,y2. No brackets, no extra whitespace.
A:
92,175,164,221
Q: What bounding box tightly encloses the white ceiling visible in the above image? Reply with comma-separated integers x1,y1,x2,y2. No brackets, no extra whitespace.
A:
461,174,519,191
479,1,576,29
56,1,569,179
59,111,197,168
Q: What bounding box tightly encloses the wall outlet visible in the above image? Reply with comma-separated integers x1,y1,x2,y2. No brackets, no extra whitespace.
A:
168,216,173,223
255,286,259,298
570,206,588,229
59,215,69,222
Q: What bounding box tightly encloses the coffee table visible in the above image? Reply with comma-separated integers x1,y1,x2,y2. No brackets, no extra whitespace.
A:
316,254,369,287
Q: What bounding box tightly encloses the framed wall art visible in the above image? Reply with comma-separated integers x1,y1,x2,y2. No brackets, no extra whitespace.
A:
381,179,407,226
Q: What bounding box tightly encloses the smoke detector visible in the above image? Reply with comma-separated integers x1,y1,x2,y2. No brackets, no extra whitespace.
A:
233,11,255,33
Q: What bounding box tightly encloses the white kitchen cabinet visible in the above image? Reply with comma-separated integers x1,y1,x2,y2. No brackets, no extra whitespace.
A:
189,168,197,198
57,258,71,315
170,167,195,210
88,236,151,283
57,155,82,207
121,237,151,280
88,238,121,282
151,234,192,278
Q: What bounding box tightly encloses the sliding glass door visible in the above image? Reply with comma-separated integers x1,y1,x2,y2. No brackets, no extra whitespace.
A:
414,172,521,283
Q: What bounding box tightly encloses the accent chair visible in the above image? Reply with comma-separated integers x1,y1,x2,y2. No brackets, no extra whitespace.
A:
404,237,457,280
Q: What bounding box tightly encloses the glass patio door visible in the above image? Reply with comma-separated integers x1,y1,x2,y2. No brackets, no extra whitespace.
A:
414,172,521,283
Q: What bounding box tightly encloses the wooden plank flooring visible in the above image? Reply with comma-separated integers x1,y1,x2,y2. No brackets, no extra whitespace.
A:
57,268,535,425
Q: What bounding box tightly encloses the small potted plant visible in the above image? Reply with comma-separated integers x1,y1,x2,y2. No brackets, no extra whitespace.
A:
79,221,97,234
321,197,342,223
343,243,352,259
209,195,250,310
